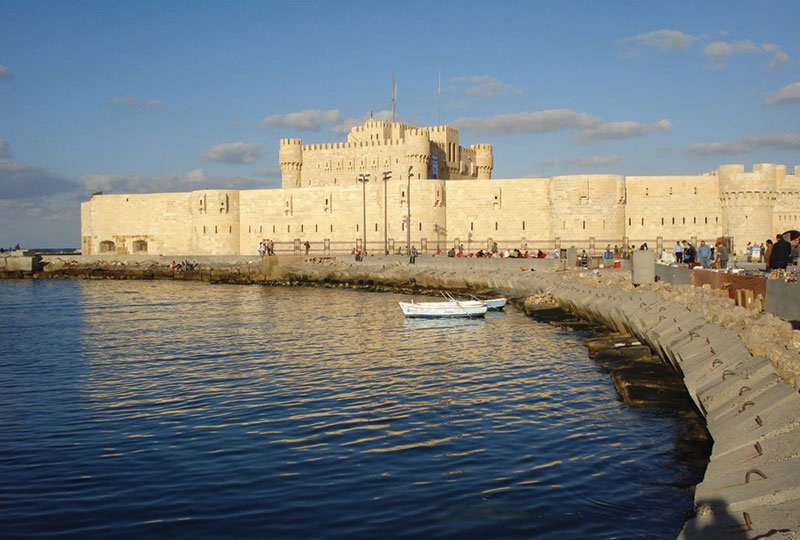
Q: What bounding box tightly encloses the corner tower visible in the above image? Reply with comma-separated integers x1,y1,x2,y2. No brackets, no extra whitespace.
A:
279,138,303,188
472,144,493,179
404,128,431,178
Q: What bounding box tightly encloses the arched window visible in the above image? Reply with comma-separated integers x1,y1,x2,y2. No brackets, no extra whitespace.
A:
99,240,115,253
132,240,147,253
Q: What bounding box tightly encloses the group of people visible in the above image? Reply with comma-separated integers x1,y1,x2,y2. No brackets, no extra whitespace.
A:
665,233,799,271
0,244,22,253
667,240,727,269
169,260,197,271
443,243,548,259
764,233,799,271
257,239,275,257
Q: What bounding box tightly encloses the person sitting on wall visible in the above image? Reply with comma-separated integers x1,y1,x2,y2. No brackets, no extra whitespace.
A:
458,244,464,256
537,250,546,258
448,247,456,257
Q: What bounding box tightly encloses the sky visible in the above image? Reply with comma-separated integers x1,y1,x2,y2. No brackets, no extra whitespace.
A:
1,0,798,248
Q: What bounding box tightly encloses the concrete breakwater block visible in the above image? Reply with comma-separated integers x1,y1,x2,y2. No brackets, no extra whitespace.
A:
706,383,800,437
584,336,689,407
709,387,800,458
694,453,800,512
584,335,642,358
678,498,800,540
699,364,781,422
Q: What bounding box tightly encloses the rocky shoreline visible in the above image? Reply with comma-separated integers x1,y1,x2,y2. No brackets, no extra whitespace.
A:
4,254,800,538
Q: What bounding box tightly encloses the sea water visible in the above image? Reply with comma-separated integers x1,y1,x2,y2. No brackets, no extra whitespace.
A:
0,279,699,539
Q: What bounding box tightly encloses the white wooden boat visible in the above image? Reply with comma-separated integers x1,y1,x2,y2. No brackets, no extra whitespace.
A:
472,296,507,310
398,301,487,318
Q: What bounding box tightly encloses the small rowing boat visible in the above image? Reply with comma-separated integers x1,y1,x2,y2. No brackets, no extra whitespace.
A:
398,300,487,318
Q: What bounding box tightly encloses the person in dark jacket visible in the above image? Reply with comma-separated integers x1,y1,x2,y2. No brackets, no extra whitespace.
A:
770,234,792,270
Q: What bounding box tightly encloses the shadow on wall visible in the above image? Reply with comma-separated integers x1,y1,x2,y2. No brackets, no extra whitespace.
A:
680,498,792,539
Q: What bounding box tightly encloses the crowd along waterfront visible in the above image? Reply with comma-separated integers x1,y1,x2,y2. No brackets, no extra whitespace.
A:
0,279,705,539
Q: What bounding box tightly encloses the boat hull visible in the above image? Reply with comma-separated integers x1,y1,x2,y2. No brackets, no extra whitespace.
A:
399,302,487,318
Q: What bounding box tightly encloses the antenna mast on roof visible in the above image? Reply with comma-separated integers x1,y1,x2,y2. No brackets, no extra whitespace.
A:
392,71,396,123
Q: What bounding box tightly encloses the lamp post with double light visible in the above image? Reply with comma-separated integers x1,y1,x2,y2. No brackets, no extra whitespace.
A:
357,173,370,253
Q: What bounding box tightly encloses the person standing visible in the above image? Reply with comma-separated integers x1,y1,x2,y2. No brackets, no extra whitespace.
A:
764,239,774,271
258,240,266,257
770,233,792,270
409,246,418,264
674,241,683,264
304,240,310,255
697,240,712,269
716,240,729,269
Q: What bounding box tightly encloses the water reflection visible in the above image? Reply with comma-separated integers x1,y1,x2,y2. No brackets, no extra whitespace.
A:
0,280,695,539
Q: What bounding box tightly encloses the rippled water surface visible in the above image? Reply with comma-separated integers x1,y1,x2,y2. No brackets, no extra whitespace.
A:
1,280,696,539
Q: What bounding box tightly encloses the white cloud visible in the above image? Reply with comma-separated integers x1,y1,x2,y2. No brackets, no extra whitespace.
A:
255,168,281,178
581,119,671,140
764,82,800,105
106,96,163,108
767,48,789,71
205,142,262,164
261,109,340,131
0,161,79,199
564,155,620,167
685,132,800,155
453,109,599,135
622,29,699,53
703,40,789,71
0,139,11,159
447,75,522,98
80,168,269,195
704,41,734,67
0,64,11,81
745,133,800,150
685,142,751,155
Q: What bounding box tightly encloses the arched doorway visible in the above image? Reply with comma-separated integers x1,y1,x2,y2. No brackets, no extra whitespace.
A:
99,240,115,253
132,240,148,253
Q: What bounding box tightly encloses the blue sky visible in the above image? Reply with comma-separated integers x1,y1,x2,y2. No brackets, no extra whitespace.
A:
1,0,798,248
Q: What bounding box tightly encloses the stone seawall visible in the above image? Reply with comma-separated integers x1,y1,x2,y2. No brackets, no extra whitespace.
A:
3,255,799,537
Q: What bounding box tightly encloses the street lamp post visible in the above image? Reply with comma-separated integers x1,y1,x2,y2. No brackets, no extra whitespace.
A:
357,173,370,252
406,166,412,256
382,171,391,255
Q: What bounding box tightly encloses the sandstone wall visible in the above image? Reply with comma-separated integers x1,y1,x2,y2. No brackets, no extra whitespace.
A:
625,174,722,247
445,177,551,252
80,192,192,255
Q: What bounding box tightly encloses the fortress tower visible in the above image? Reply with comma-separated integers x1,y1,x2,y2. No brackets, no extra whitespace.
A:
404,128,431,178
279,139,303,188
472,144,493,180
190,189,241,255
718,164,778,247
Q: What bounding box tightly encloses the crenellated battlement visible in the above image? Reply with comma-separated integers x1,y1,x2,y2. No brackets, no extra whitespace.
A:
426,125,458,134
280,138,302,146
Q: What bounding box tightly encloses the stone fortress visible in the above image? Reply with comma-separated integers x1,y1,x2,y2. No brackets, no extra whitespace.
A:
81,119,800,256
